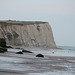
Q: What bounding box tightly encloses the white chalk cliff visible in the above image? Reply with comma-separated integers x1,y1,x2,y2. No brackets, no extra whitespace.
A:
0,21,57,48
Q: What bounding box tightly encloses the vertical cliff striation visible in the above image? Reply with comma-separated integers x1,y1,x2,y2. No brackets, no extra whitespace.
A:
0,21,57,48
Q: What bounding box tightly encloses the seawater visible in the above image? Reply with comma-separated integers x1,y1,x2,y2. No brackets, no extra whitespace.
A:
58,46,75,50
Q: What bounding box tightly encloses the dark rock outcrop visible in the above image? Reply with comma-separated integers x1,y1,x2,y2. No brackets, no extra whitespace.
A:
36,54,44,57
16,51,23,54
22,50,33,53
0,38,7,53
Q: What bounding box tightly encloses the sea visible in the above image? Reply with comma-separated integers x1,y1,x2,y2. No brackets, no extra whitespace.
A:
58,46,75,50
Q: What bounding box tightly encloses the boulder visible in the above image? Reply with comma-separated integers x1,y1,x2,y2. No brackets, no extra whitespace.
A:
6,46,13,48
36,54,44,57
0,49,4,53
0,38,6,47
0,47,7,52
22,49,33,53
16,51,23,54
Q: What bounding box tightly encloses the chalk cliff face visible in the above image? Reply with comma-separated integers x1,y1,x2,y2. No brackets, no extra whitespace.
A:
0,21,57,48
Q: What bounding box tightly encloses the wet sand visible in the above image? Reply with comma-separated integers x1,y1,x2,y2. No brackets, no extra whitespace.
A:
0,48,75,75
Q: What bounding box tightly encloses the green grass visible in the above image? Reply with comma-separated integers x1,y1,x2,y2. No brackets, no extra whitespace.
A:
0,20,47,25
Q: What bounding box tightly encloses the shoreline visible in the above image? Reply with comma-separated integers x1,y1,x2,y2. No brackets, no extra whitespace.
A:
0,48,75,75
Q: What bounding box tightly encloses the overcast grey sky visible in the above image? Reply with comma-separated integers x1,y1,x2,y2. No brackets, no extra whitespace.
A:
0,0,75,46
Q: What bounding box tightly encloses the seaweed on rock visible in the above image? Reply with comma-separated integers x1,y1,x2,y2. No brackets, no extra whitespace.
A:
22,49,33,53
36,54,44,57
16,51,23,54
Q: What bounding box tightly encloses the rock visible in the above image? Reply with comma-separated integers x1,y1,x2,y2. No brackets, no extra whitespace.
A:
0,49,4,53
15,48,21,49
0,47,7,52
0,21,57,49
0,38,7,52
0,38,6,47
22,49,33,53
16,51,23,54
6,46,13,48
52,52,54,54
36,54,44,57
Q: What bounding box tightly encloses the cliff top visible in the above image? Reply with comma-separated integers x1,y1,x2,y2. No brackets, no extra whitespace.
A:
0,20,47,25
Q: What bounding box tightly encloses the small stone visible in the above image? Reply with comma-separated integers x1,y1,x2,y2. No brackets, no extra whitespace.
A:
36,54,44,57
0,49,4,53
16,51,23,54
